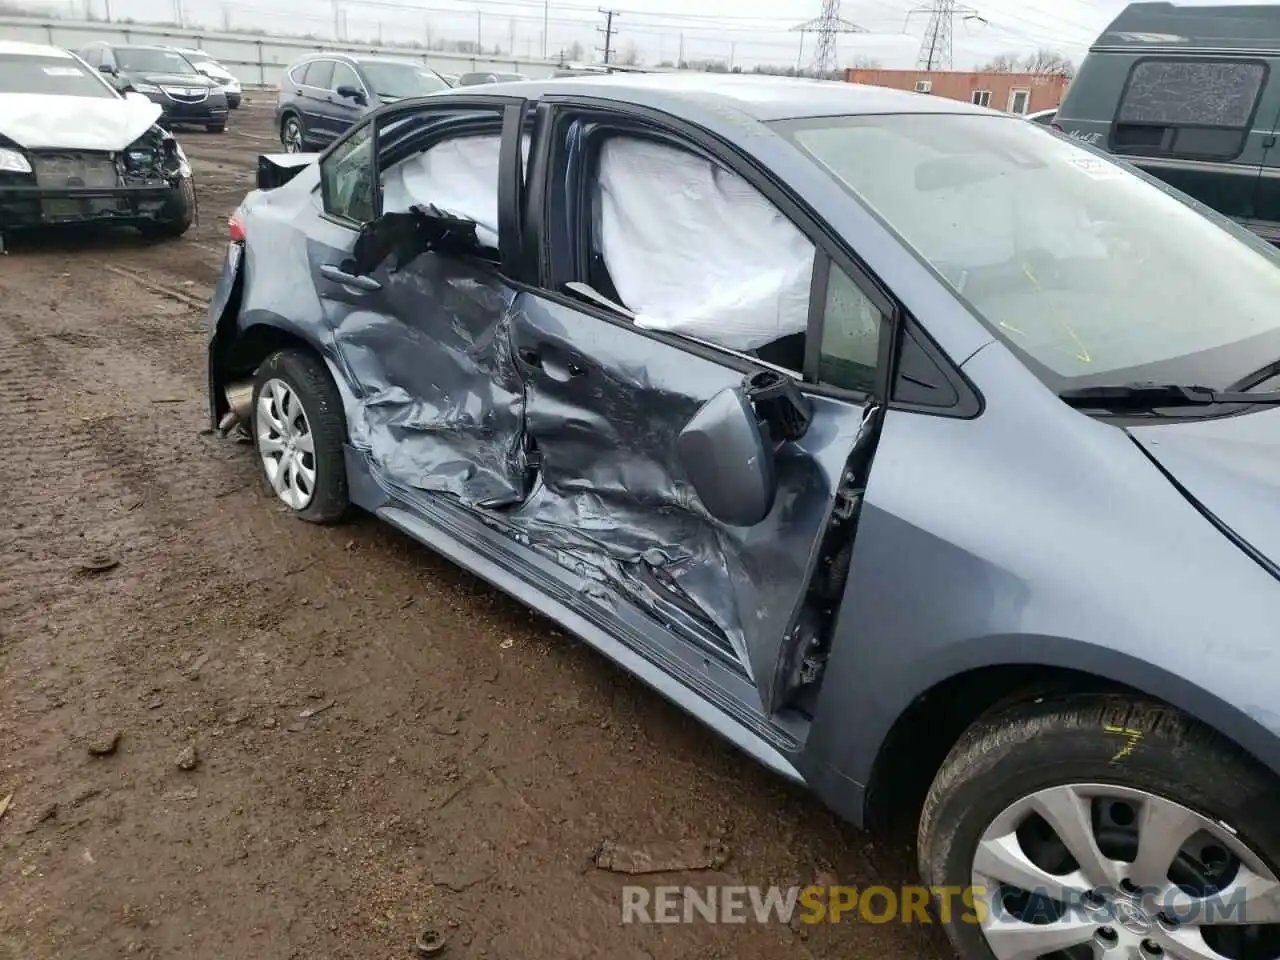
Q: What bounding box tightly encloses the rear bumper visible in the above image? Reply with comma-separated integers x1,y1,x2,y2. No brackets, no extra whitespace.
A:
0,181,184,228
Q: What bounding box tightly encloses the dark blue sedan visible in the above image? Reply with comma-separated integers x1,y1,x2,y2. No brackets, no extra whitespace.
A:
214,73,1280,960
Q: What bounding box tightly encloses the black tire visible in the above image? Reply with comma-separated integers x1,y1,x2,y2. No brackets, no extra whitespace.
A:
136,178,195,240
280,113,306,153
918,694,1280,960
206,122,227,133
251,349,349,524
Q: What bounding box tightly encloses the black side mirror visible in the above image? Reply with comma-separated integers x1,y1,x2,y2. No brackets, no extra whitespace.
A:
676,386,778,527
336,84,366,104
99,62,116,74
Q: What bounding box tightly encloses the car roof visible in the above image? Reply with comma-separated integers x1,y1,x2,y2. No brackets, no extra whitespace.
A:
1093,2,1280,54
437,72,993,122
0,40,75,58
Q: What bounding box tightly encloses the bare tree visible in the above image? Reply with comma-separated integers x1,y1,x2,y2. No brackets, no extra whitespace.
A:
849,54,883,69
978,52,1021,72
566,39,584,61
618,41,641,66
1023,47,1075,77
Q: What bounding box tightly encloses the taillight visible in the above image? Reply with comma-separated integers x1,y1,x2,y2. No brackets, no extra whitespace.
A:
228,209,245,243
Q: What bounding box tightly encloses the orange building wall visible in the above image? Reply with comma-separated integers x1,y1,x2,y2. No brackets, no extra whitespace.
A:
844,69,1069,114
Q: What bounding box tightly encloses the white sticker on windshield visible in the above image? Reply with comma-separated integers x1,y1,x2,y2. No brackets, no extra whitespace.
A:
43,66,86,76
1066,156,1122,180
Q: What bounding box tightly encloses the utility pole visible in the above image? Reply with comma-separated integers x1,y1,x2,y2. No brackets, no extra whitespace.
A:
508,18,516,56
333,0,341,41
905,1,985,71
542,0,549,59
597,8,618,64
729,41,735,70
103,0,111,21
476,10,482,54
677,31,684,67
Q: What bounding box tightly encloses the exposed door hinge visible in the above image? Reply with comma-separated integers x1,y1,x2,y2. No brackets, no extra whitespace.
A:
832,469,862,522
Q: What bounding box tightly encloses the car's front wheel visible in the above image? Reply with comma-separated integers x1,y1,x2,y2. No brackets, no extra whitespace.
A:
280,114,306,153
136,178,195,240
251,349,348,523
919,694,1280,960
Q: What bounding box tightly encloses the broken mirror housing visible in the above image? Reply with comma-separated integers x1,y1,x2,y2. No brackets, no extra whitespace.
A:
676,386,778,528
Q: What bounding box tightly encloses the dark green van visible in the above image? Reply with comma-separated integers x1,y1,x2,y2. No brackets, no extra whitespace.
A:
1057,2,1280,244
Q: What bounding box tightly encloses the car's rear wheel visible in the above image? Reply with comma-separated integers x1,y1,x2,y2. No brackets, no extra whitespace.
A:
281,114,306,153
919,694,1280,960
251,349,348,524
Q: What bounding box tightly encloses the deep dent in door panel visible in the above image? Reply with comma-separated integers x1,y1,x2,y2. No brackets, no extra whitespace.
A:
500,292,863,695
329,263,862,698
331,254,528,506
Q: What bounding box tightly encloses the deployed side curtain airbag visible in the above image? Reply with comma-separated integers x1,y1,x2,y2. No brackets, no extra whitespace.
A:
595,136,816,352
380,133,531,249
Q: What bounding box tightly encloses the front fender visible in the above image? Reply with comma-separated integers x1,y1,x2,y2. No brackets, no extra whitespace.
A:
799,342,1280,826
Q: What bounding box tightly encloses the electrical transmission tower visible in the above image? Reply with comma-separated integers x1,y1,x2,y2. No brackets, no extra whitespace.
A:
906,0,983,71
789,3,867,76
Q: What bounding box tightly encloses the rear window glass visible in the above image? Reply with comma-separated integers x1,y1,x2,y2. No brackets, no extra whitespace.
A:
1118,59,1265,128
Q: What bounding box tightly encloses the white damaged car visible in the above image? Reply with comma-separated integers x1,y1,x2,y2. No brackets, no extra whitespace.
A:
0,40,195,238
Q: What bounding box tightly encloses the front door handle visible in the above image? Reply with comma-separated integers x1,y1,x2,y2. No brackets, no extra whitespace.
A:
320,263,381,291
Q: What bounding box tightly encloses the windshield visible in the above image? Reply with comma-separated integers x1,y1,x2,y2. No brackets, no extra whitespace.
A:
116,47,199,75
192,60,227,76
0,54,117,98
777,113,1280,391
357,61,447,98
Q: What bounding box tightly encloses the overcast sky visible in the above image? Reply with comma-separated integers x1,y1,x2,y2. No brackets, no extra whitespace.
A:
17,0,1265,69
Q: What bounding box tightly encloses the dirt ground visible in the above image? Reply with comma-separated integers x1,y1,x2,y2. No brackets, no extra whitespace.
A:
0,97,952,960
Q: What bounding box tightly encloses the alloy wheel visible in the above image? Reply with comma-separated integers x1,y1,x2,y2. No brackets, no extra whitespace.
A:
255,378,316,510
971,783,1280,960
283,118,303,153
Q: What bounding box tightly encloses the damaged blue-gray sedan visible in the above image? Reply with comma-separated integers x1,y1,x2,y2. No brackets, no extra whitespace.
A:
208,73,1280,960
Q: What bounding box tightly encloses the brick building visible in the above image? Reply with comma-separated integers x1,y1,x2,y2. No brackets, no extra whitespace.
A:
843,68,1070,115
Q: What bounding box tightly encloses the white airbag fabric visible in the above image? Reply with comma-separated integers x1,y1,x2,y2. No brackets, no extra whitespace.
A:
381,133,530,249
596,137,815,352
0,92,162,151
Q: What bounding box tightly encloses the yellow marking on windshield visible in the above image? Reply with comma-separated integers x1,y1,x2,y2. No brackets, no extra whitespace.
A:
1059,323,1093,364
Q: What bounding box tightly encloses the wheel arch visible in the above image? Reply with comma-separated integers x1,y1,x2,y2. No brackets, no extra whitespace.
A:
859,643,1280,838
209,310,332,428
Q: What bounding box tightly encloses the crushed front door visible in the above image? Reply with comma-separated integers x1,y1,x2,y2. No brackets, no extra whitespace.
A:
504,292,871,711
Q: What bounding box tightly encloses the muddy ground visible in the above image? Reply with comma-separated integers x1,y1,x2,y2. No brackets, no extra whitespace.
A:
0,97,952,960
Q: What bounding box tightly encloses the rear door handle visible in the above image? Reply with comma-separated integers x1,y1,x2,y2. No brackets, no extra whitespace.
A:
320,263,381,291
521,345,587,382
